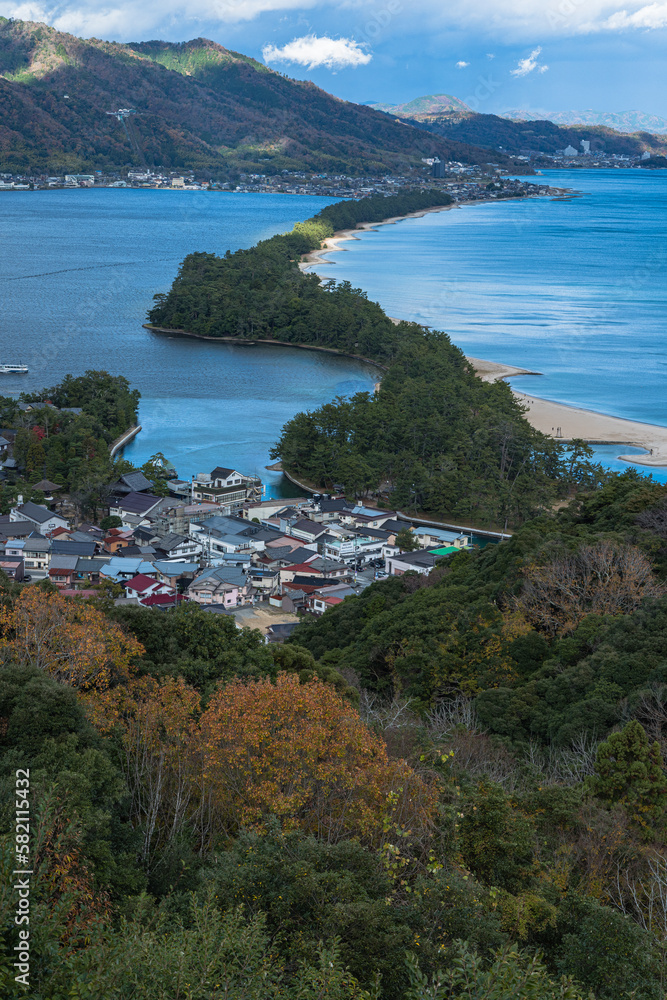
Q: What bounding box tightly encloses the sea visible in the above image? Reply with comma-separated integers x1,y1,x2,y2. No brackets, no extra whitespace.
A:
311,168,667,482
1,171,666,493
0,190,378,497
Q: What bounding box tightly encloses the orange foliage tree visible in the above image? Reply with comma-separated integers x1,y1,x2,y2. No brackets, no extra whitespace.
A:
199,672,436,846
0,587,144,689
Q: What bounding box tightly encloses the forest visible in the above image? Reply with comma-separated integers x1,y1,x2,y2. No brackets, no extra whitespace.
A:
2,468,667,997
149,189,606,526
0,370,139,518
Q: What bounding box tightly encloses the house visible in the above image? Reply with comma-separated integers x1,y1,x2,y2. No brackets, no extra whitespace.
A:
191,467,263,510
241,497,311,521
385,550,441,577
412,527,471,549
308,592,345,614
51,539,98,559
21,537,52,579
0,518,35,541
108,470,154,498
74,557,111,586
152,561,199,590
153,533,202,562
49,554,79,588
265,622,300,643
150,501,221,536
282,517,328,544
140,593,189,609
0,557,24,581
99,556,158,582
123,574,175,601
104,528,135,554
10,501,69,534
187,565,249,608
341,505,399,529
246,567,280,596
108,491,164,525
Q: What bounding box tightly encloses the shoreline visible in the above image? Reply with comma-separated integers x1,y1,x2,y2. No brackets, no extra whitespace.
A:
466,357,667,468
299,200,667,472
144,325,388,373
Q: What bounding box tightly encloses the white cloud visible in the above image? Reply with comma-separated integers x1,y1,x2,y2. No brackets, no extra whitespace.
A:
262,34,371,69
4,0,667,47
455,59,469,67
1,0,316,36
599,2,667,29
510,45,548,76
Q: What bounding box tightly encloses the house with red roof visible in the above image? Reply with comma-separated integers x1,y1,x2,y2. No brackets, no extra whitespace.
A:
123,574,175,601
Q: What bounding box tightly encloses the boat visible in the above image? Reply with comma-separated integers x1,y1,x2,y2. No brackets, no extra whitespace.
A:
0,364,29,374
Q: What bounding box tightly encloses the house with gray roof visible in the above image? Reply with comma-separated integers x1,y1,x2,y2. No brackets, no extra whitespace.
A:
10,501,69,534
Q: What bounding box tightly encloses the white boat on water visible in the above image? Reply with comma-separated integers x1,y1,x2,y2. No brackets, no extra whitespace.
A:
0,364,29,374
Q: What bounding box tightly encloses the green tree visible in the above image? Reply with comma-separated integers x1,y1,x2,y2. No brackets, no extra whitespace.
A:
396,527,420,552
588,719,667,835
404,942,592,999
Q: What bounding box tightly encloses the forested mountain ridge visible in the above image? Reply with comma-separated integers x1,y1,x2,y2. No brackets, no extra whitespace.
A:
0,19,520,175
369,98,667,157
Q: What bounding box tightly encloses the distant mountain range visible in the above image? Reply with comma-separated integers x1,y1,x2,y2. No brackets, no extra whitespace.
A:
0,21,521,176
368,93,667,158
499,108,667,135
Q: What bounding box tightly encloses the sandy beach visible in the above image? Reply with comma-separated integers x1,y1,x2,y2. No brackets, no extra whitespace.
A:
300,203,456,272
302,208,667,472
468,356,667,468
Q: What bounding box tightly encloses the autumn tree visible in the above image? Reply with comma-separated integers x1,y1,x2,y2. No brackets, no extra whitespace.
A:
0,588,143,689
515,541,666,636
200,672,436,845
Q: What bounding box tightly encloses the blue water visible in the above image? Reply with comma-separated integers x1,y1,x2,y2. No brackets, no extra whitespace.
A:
2,176,666,492
0,189,378,496
311,169,667,479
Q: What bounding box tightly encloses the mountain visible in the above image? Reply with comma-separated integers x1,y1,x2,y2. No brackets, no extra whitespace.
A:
403,111,667,158
0,20,521,176
500,108,667,135
367,94,472,119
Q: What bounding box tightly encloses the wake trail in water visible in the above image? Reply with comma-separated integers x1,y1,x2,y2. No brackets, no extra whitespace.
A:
0,259,176,281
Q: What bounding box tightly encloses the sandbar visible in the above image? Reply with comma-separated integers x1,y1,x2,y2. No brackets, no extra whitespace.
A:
468,357,667,469
302,208,667,473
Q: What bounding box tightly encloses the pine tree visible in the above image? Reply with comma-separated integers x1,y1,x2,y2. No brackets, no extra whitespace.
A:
589,719,667,835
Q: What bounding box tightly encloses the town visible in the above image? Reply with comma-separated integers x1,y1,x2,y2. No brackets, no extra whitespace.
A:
0,163,557,200
0,461,472,641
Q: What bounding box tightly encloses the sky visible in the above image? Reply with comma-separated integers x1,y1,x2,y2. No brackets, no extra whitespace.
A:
3,0,667,115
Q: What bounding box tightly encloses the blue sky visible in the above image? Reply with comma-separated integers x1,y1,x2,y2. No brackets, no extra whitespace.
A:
5,0,667,115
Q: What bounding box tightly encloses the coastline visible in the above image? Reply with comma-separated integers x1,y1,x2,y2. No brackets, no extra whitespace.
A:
299,202,457,271
299,200,667,472
144,325,388,373
467,357,667,468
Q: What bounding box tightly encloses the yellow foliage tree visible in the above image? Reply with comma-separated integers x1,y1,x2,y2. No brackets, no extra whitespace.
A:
0,587,144,689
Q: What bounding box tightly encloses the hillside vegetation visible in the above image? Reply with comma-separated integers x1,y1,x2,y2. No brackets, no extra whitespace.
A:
371,102,667,158
3,471,667,997
0,19,519,175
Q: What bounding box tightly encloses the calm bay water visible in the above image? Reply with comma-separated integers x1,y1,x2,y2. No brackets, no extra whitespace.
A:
312,168,667,481
2,174,666,492
0,189,379,496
